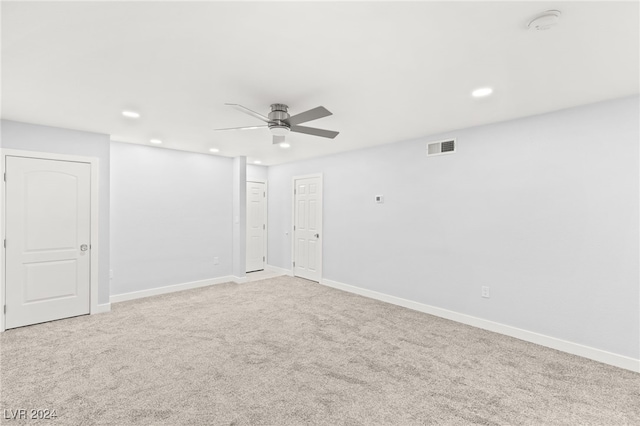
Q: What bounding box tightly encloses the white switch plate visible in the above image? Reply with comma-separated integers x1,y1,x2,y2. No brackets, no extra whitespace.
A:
213,257,219,265
481,286,490,298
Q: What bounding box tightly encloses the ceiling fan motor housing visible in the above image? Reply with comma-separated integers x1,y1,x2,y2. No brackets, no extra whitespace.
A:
268,104,291,135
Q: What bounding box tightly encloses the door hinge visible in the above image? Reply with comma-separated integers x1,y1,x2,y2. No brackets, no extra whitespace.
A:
3,239,5,249
263,224,265,230
3,305,6,314
293,225,296,231
293,261,295,267
263,256,265,261
263,191,265,197
3,172,5,182
294,189,296,195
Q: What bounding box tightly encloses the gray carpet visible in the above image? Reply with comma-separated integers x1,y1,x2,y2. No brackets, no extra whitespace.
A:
1,276,638,425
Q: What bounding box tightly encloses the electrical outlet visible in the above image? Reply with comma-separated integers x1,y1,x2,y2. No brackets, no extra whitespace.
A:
213,257,219,265
481,286,490,298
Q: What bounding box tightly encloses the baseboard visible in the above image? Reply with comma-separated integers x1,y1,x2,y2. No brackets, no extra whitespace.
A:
320,278,640,373
110,276,235,303
233,276,248,284
266,265,293,276
93,303,111,314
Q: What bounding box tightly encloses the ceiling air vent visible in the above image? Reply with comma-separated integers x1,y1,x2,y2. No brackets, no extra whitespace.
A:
427,139,456,157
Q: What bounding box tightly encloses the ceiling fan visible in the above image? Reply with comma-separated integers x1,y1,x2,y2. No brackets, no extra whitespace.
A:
215,103,339,144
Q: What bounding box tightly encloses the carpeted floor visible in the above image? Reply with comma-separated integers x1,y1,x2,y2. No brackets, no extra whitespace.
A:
1,275,638,425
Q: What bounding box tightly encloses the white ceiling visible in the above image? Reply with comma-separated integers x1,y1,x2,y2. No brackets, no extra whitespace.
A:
2,1,638,165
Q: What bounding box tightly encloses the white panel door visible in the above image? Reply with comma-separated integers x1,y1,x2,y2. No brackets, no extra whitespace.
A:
5,156,91,329
246,181,266,272
293,176,322,282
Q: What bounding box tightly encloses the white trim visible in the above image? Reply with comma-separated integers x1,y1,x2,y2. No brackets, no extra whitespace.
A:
233,276,249,284
320,278,640,373
94,303,111,314
266,264,293,276
89,155,100,315
0,149,101,332
291,173,323,282
263,181,268,266
110,276,235,303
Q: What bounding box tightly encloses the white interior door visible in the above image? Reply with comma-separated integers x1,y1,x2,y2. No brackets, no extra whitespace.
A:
293,176,322,282
5,156,91,329
246,181,266,273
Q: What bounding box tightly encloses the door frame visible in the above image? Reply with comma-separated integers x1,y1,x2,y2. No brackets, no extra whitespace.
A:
291,173,323,281
246,179,268,271
0,149,100,332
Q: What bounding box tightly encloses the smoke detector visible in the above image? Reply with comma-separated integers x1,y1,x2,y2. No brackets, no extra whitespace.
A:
527,10,561,31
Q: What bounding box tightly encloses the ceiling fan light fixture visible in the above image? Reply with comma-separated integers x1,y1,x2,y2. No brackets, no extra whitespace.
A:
269,125,290,137
218,103,339,141
279,142,290,148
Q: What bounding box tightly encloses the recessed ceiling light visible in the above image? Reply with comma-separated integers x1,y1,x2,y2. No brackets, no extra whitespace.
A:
254,160,262,164
209,148,220,153
150,139,162,144
122,110,140,118
472,87,493,98
279,143,290,148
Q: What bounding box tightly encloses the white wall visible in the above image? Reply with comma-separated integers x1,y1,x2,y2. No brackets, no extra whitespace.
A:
232,156,246,278
1,120,111,305
267,96,640,360
110,142,233,295
247,164,267,182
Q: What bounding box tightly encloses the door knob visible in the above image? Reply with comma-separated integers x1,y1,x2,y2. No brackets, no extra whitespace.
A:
80,244,88,251
314,234,320,238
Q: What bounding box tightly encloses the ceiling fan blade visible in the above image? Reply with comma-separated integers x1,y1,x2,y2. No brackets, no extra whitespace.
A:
225,103,270,123
290,125,339,139
213,125,268,131
286,106,332,125
273,135,285,144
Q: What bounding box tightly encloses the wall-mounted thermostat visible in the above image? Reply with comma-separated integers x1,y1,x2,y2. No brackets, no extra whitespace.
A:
375,195,384,203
